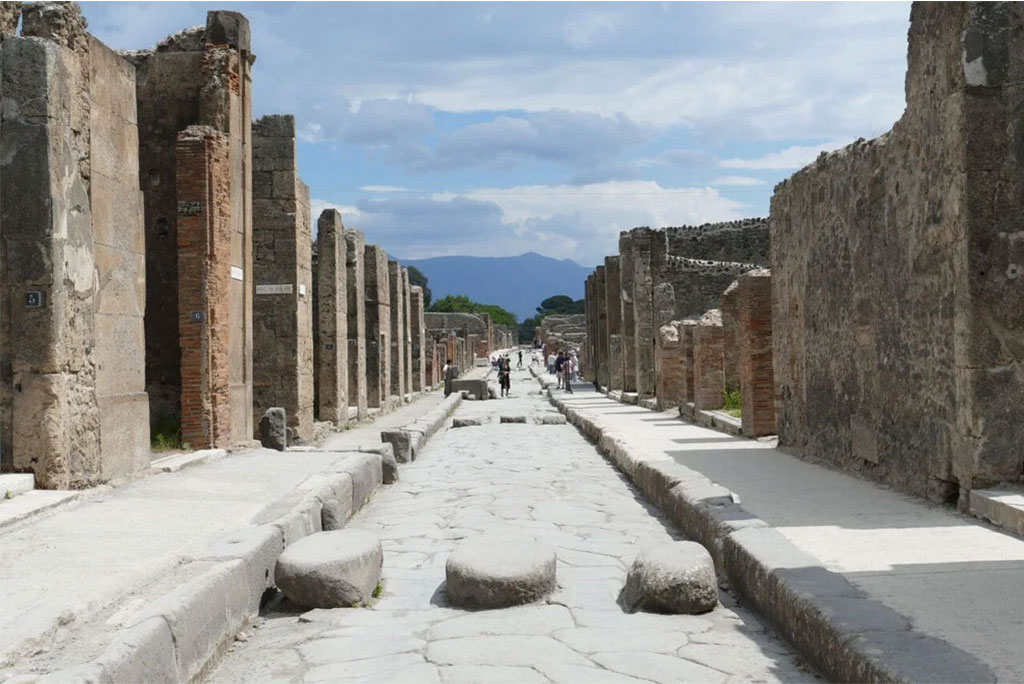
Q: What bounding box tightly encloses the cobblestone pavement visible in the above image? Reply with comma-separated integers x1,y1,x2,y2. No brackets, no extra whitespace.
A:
207,367,817,683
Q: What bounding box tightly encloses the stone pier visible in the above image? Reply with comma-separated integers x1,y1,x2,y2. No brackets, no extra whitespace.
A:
364,245,391,409
388,261,406,401
719,281,740,392
314,210,348,426
403,268,413,396
655,323,684,410
680,319,697,406
605,256,623,391
252,115,313,441
618,234,637,392
629,229,658,397
410,286,426,391
693,310,725,410
345,229,368,419
737,270,774,437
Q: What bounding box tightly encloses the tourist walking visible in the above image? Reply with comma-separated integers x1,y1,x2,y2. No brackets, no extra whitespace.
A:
443,359,458,397
517,350,523,369
563,353,575,393
555,351,566,389
499,356,511,397
547,351,557,376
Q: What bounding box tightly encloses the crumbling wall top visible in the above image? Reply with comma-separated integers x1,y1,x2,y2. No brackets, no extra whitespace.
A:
0,1,21,37
20,1,87,51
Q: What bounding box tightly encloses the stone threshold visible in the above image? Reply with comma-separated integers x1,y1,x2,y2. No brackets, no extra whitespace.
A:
970,486,1024,538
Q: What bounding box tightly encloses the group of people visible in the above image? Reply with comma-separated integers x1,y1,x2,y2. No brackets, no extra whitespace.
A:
544,349,579,393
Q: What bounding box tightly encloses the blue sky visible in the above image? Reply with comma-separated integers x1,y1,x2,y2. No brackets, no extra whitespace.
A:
82,2,911,267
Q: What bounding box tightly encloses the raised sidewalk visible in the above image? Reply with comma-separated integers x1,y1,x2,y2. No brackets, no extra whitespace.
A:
0,390,454,680
541,375,1023,683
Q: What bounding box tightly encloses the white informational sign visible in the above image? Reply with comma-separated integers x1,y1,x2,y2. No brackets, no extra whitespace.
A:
298,284,307,297
255,284,294,295
230,266,244,281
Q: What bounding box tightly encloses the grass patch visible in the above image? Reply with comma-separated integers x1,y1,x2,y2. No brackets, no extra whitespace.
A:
151,413,183,451
372,582,383,598
722,387,741,418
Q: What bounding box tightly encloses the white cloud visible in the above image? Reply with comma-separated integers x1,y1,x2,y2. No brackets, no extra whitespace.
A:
711,176,766,187
309,198,362,232
719,141,849,170
563,11,621,49
359,185,415,193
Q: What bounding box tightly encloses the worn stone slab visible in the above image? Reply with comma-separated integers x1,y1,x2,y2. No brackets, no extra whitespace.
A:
622,542,718,614
969,487,1024,537
0,474,34,499
445,537,556,608
150,449,227,473
275,530,383,608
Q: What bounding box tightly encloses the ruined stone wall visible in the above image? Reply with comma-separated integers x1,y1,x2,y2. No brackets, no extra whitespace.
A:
314,210,348,426
252,115,313,441
629,229,658,397
665,219,769,265
693,310,725,410
604,256,623,391
595,266,609,389
388,260,405,399
0,7,149,485
130,11,253,444
345,229,367,418
364,245,390,408
771,3,1024,500
618,233,637,392
409,286,426,391
402,268,413,395
655,323,683,410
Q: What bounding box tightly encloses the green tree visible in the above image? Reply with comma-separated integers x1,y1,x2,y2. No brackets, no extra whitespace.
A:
406,265,432,308
428,295,517,328
536,294,585,316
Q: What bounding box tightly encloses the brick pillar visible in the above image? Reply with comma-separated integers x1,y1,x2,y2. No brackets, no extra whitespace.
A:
252,115,314,441
693,310,725,410
388,260,405,400
314,209,348,426
410,286,426,391
605,256,623,391
403,268,413,397
364,245,391,409
618,234,637,392
345,229,367,418
738,269,775,437
655,323,684,410
176,126,232,449
631,229,657,397
680,319,697,405
720,280,740,392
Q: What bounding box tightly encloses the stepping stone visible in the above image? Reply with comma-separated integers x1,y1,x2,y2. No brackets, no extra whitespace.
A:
381,448,399,484
622,542,718,614
259,407,287,451
535,414,567,425
445,536,556,609
275,530,383,608
452,417,483,428
499,415,527,424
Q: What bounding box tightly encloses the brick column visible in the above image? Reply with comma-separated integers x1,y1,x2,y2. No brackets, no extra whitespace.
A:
176,126,232,449
720,280,740,392
693,310,725,410
364,245,391,409
410,286,426,391
680,319,697,405
314,209,348,426
388,260,406,400
619,234,637,392
738,269,775,437
655,323,684,410
605,256,623,391
252,115,314,441
344,229,367,418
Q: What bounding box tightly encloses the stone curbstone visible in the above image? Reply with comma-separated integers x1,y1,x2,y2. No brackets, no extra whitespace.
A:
332,452,383,513
188,524,286,614
538,374,995,683
380,392,462,463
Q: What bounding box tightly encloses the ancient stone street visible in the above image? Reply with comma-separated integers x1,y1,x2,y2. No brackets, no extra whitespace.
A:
207,367,815,683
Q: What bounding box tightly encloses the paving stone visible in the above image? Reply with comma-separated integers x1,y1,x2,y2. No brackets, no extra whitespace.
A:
592,650,729,684
623,541,718,614
426,635,591,668
275,530,383,608
439,665,549,683
298,635,425,664
553,626,689,654
429,604,574,639
445,537,556,608
536,663,652,683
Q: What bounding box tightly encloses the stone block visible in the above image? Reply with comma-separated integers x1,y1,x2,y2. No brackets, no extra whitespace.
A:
259,408,287,450
275,530,383,608
445,537,557,608
622,542,718,614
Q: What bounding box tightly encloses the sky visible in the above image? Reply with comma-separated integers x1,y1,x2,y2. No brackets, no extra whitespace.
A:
81,1,912,268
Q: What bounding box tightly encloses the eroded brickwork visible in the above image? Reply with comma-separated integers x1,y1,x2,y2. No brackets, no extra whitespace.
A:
595,267,609,389
314,210,348,426
402,268,413,396
737,270,774,438
719,281,740,392
655,323,684,410
693,310,725,410
679,320,697,405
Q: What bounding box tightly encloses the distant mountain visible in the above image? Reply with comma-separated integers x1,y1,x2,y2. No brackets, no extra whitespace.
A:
399,252,592,321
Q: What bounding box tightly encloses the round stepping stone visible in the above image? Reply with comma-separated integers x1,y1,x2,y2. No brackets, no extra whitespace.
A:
446,537,556,608
499,415,527,424
275,530,382,608
452,417,483,428
622,541,718,614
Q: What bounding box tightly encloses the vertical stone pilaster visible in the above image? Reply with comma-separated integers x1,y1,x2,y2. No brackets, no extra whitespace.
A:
584,275,594,382
655,323,684,410
631,229,657,397
176,126,233,449
680,319,697,405
619,234,637,392
738,269,775,437
252,114,313,441
402,268,413,396
410,286,426,391
388,260,405,400
693,310,725,410
720,280,740,392
596,266,609,389
364,245,391,409
314,209,348,426
344,229,367,418
605,256,623,391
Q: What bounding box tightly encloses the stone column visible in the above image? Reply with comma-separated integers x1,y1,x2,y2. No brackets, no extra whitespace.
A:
693,310,725,410
388,260,406,401
596,266,610,389
403,268,413,397
314,209,348,426
410,286,426,391
605,256,623,391
345,229,367,419
619,234,637,392
176,126,233,449
364,245,391,409
680,319,698,405
737,269,775,437
584,275,594,381
655,323,684,410
720,280,740,392
252,115,314,441
631,229,657,397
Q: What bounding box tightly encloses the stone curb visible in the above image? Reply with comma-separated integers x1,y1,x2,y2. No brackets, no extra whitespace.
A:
380,392,463,463
538,376,996,684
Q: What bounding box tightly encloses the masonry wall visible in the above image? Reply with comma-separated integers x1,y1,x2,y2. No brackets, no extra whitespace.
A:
252,115,313,441
314,210,348,426
630,229,658,397
0,9,149,486
605,256,623,391
618,233,637,392
693,310,725,410
345,229,367,418
655,323,684,410
595,266,610,389
364,245,391,409
388,261,406,399
771,3,1024,501
410,286,426,391
665,219,769,264
402,268,413,396
131,11,253,445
